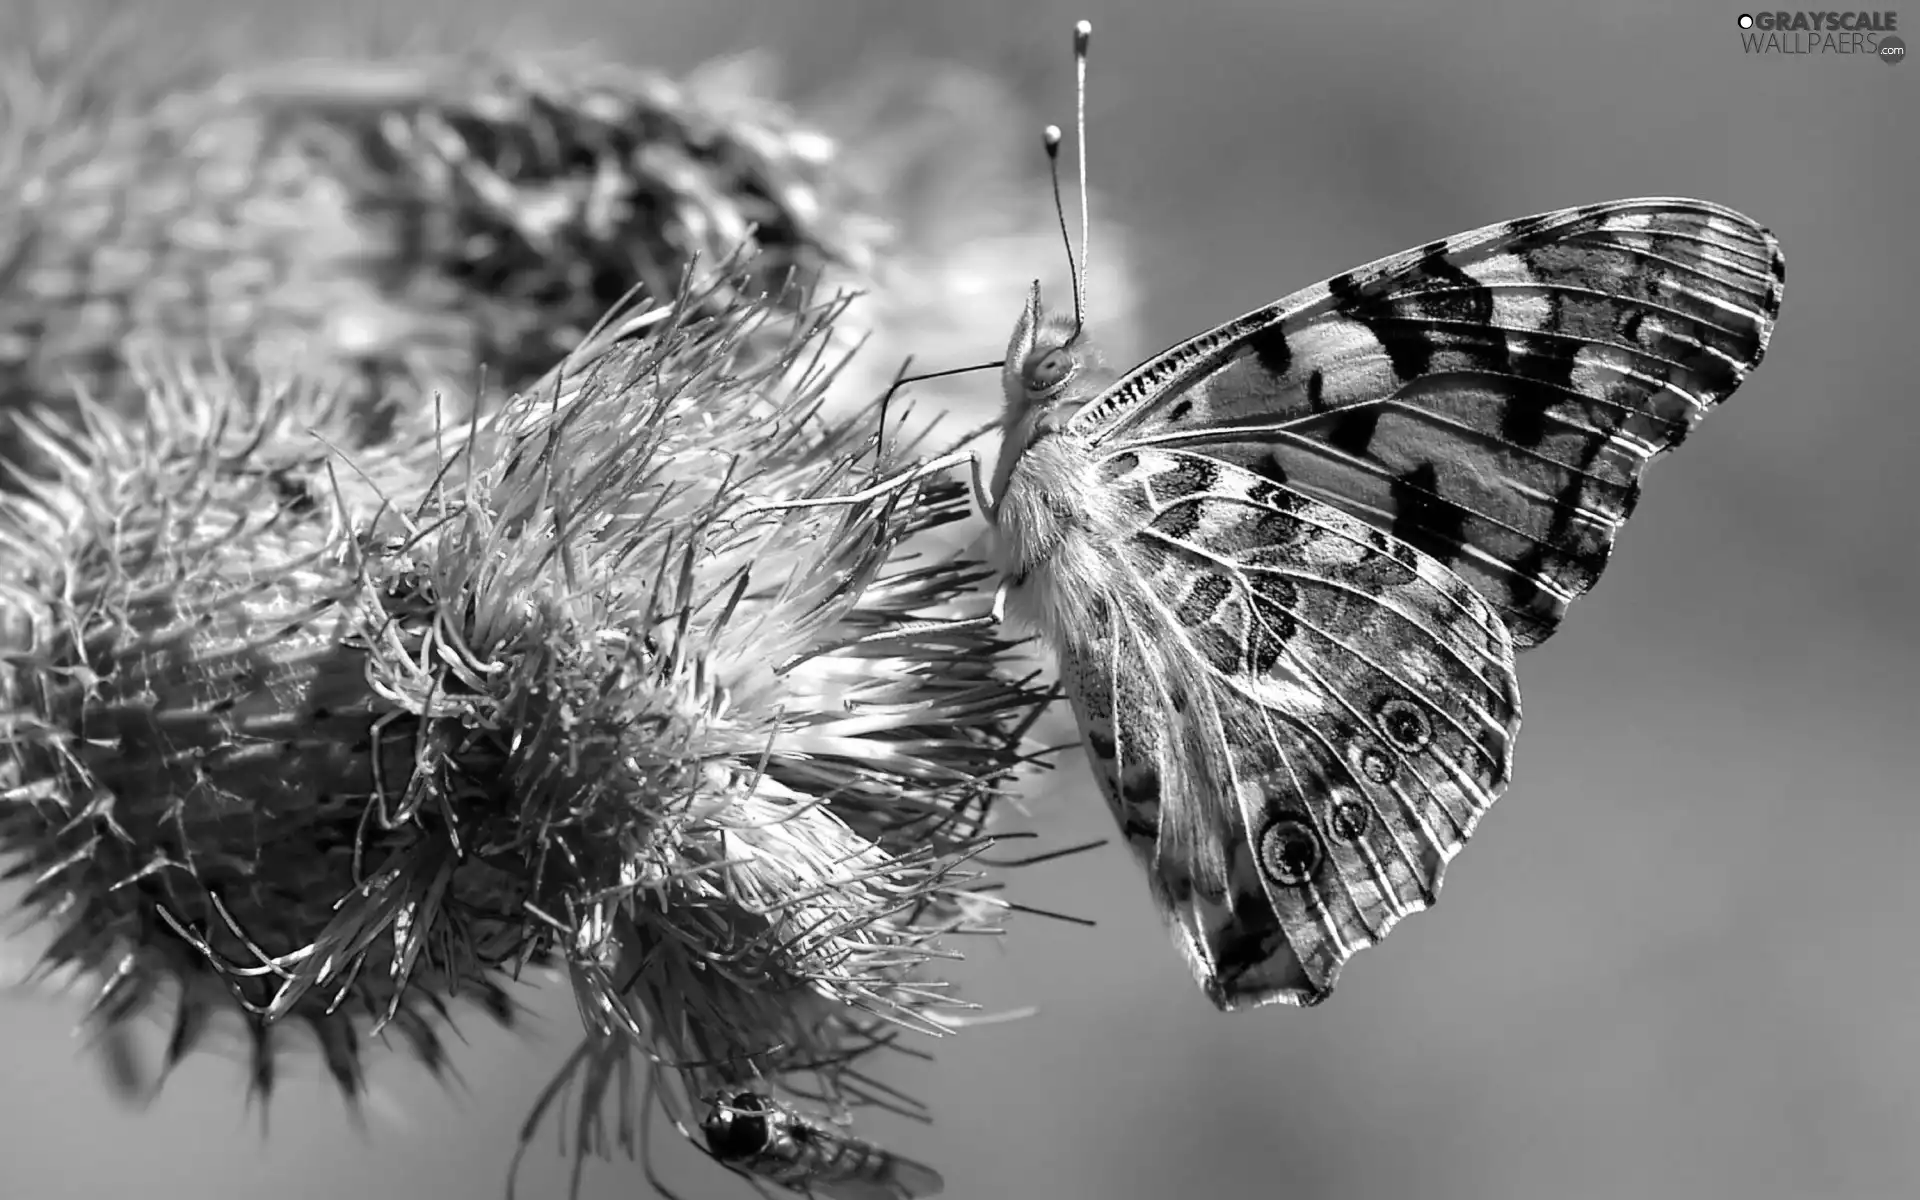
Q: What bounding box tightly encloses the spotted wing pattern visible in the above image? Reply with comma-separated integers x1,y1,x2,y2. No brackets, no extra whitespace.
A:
1071,199,1785,647
1058,447,1520,1007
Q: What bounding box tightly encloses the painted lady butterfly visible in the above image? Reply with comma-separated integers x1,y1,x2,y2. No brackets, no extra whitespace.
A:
770,20,1783,1010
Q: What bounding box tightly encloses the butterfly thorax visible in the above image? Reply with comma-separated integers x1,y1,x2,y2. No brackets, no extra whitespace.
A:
989,292,1128,601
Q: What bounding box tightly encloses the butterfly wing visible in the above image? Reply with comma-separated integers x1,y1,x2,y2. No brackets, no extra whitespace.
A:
1061,447,1520,1008
1069,198,1784,647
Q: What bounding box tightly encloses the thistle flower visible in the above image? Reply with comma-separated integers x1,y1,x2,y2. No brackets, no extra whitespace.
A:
1,23,1140,1191
0,269,1057,1192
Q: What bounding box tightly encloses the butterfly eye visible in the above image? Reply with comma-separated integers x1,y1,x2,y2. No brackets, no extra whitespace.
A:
1022,346,1077,398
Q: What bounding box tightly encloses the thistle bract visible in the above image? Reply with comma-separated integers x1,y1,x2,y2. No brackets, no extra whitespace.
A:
1,31,878,469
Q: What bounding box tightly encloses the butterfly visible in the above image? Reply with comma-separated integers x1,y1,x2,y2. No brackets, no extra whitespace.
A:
761,20,1783,1011
989,174,1783,1010
702,1090,945,1200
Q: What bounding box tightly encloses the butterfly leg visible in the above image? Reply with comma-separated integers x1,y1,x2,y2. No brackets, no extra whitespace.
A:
742,448,996,523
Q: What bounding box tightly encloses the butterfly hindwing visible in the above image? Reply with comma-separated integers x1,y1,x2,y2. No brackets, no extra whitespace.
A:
1060,448,1520,1008
1069,198,1785,647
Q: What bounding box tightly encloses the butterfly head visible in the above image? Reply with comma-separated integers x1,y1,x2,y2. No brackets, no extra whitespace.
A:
1002,280,1108,436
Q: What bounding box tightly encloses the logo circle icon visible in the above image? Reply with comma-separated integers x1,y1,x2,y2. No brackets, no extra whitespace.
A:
1737,13,1754,28
1881,35,1907,63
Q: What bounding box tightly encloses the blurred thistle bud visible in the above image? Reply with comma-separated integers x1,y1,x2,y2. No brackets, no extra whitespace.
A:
0,25,881,470
0,266,1058,1189
0,16,1136,480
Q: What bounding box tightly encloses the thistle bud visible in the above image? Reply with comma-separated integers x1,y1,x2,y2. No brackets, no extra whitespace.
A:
0,27,885,468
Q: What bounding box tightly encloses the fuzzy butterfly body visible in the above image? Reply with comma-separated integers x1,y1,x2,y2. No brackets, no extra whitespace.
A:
990,197,1783,1009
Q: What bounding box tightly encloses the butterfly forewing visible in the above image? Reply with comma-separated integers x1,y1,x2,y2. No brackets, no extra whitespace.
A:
1068,199,1785,647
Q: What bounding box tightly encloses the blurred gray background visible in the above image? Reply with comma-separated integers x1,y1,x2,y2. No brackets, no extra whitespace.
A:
2,0,1914,1198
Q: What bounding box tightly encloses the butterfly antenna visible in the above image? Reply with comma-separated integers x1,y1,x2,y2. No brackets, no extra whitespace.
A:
1043,125,1081,336
869,358,1005,472
1072,19,1092,338
874,358,906,471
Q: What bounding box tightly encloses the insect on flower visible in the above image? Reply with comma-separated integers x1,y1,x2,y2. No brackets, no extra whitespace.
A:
754,19,1783,1010
702,1090,944,1200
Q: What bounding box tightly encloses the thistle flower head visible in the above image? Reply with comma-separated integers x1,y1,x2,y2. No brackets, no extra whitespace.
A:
0,270,1054,1190
0,25,1138,1192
